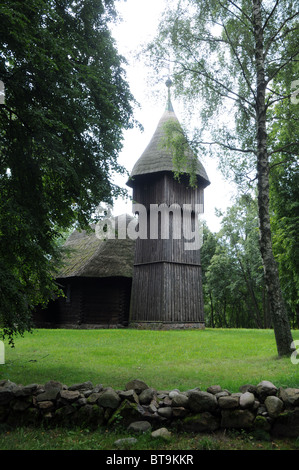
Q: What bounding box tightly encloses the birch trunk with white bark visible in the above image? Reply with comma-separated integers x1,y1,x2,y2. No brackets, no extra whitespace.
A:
252,0,294,356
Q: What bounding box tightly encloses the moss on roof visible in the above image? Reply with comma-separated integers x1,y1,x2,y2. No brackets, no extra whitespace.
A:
127,107,210,188
56,216,135,279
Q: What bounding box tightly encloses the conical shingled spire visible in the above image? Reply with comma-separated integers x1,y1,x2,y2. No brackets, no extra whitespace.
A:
127,82,210,188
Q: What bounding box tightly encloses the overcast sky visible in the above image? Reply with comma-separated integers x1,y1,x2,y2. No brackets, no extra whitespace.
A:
110,0,237,233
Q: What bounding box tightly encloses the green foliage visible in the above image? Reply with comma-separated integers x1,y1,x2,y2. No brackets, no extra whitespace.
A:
267,29,299,326
147,0,298,184
0,0,135,343
161,119,198,187
201,195,270,328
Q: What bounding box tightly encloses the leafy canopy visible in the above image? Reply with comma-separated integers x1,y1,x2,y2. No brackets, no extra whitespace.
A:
0,0,135,343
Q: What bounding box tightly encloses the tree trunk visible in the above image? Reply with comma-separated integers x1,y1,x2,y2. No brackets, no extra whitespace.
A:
252,0,294,356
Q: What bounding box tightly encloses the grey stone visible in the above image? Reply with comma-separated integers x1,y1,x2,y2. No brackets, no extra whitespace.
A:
128,420,152,433
59,390,81,403
76,404,105,427
14,384,38,397
151,427,172,440
172,407,189,418
188,391,217,413
216,391,230,398
54,405,76,422
44,380,64,391
160,396,172,406
239,392,255,409
171,393,189,408
257,404,267,416
149,402,158,413
114,437,138,448
253,400,260,410
157,406,172,419
37,400,55,411
87,392,102,405
68,381,94,392
125,380,149,395
77,397,87,406
119,389,139,404
36,387,60,402
218,395,239,409
256,381,278,400
264,396,284,418
207,385,222,395
0,380,18,391
221,409,255,429
108,400,146,427
139,388,156,404
157,391,169,398
97,389,121,409
183,412,220,432
239,384,257,395
185,387,201,397
278,387,299,408
92,384,104,393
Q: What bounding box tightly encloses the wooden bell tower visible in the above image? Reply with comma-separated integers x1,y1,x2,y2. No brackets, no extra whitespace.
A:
127,80,210,329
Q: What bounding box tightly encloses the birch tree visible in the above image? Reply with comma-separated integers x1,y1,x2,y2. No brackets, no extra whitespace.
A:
146,0,299,356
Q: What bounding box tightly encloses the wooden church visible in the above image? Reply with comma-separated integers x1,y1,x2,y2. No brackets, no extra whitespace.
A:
126,79,210,329
32,81,210,330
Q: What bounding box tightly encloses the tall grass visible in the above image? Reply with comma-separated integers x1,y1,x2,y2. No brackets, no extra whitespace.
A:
1,328,299,392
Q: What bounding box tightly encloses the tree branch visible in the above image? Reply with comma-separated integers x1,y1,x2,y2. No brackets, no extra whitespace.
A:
262,0,280,32
217,0,253,29
177,60,255,111
0,104,32,133
266,48,299,85
193,139,256,155
268,142,299,157
225,0,254,25
221,20,256,100
264,11,299,57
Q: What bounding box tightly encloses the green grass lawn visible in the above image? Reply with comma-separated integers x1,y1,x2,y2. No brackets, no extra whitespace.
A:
1,328,299,392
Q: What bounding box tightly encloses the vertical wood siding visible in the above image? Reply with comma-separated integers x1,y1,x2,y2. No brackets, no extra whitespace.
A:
130,171,206,325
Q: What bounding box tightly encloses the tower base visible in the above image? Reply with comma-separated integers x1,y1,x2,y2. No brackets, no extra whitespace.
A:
129,321,205,330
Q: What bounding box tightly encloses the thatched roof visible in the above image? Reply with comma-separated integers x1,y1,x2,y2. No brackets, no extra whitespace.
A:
56,215,135,279
127,102,210,189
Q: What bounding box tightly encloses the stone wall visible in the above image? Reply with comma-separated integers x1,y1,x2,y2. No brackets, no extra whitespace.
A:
1,378,299,439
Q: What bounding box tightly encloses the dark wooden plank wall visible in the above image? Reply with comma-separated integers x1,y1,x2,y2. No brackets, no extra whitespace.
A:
130,171,205,325
130,263,204,323
133,173,204,210
81,278,131,325
134,215,202,265
33,277,132,327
